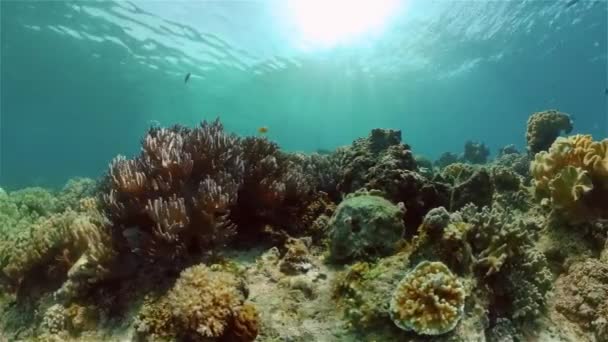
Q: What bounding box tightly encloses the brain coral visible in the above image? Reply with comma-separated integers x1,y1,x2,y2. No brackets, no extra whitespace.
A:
389,261,465,336
328,190,405,262
526,109,573,154
531,134,608,220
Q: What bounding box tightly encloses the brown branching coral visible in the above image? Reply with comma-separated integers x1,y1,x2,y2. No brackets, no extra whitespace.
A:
232,137,316,237
102,119,243,263
526,109,573,154
103,119,325,266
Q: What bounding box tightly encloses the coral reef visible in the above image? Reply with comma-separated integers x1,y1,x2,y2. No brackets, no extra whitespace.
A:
390,261,465,335
3,116,606,342
463,141,490,164
411,203,552,325
530,134,608,222
526,109,573,154
328,190,405,262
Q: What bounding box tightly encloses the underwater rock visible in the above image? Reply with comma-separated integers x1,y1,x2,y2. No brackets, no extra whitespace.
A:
389,261,465,336
336,128,417,194
450,168,494,211
526,109,573,154
328,191,405,262
332,253,410,329
420,206,451,234
435,152,460,169
490,165,522,192
366,167,450,230
553,258,608,341
494,152,530,180
463,140,490,164
498,144,520,157
327,127,450,230
278,238,315,275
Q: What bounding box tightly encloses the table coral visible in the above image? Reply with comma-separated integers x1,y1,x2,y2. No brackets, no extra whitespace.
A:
389,261,465,335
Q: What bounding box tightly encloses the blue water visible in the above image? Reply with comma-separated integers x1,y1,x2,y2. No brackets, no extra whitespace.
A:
1,0,606,189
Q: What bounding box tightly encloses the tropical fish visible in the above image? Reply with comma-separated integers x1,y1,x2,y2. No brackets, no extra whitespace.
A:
258,126,269,134
184,72,191,83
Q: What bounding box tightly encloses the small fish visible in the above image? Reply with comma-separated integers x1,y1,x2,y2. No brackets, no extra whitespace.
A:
605,87,607,95
258,126,269,134
184,72,191,83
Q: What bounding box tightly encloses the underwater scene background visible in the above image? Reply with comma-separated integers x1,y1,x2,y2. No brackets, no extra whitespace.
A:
1,0,606,189
1,1,608,342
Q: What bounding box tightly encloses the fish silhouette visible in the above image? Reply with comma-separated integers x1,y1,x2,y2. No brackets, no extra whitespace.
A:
184,73,191,83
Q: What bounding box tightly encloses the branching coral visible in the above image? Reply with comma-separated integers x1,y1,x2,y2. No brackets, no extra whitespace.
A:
526,109,573,154
459,203,552,321
103,119,244,263
531,134,608,221
135,264,258,341
1,199,115,298
390,261,465,335
233,137,317,236
168,264,246,339
411,203,552,325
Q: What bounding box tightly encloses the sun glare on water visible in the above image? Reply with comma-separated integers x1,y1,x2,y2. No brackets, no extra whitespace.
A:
287,0,401,49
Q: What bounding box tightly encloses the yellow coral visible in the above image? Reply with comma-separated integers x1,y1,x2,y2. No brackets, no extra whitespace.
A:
167,264,247,340
134,296,176,340
531,135,608,220
390,261,465,336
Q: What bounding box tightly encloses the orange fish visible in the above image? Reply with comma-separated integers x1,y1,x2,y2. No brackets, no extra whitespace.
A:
258,126,269,134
